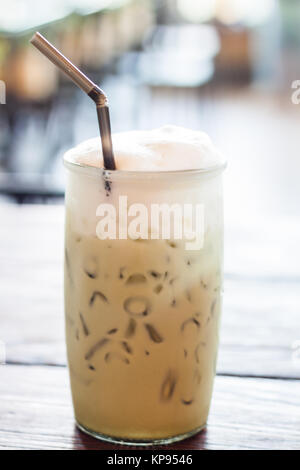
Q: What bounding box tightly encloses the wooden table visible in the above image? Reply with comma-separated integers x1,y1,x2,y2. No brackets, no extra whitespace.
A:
0,204,299,450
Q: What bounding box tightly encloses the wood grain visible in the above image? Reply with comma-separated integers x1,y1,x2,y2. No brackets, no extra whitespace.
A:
0,364,299,450
0,204,300,378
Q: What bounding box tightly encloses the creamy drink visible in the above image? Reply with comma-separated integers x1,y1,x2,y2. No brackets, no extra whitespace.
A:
64,125,225,445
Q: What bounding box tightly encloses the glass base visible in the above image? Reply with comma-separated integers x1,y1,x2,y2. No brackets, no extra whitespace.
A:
76,421,206,446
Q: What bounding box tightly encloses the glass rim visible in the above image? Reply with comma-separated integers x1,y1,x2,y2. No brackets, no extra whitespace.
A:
63,157,227,180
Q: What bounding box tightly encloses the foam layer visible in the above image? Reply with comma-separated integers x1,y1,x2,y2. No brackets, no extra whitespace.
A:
64,125,223,171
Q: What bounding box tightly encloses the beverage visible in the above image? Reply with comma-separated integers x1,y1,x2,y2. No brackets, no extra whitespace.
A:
64,125,225,445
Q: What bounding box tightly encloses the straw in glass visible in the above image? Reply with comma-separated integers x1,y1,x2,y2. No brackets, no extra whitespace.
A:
30,32,116,171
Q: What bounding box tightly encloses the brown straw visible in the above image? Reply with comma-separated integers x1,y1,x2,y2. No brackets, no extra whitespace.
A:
30,32,116,170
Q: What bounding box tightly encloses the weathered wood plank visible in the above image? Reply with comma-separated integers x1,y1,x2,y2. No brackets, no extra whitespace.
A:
0,364,299,450
1,204,299,378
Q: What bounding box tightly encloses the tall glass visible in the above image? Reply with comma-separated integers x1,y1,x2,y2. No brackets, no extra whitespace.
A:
64,156,225,445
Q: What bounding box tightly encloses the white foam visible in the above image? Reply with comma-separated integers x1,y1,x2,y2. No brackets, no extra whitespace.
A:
64,125,223,171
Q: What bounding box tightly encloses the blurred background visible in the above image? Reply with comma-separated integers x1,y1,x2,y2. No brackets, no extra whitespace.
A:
0,0,300,391
0,0,300,269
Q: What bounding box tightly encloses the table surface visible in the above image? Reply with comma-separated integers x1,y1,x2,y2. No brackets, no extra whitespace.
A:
0,204,299,450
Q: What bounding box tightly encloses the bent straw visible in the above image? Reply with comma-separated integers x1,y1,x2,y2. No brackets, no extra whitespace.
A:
30,32,116,170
